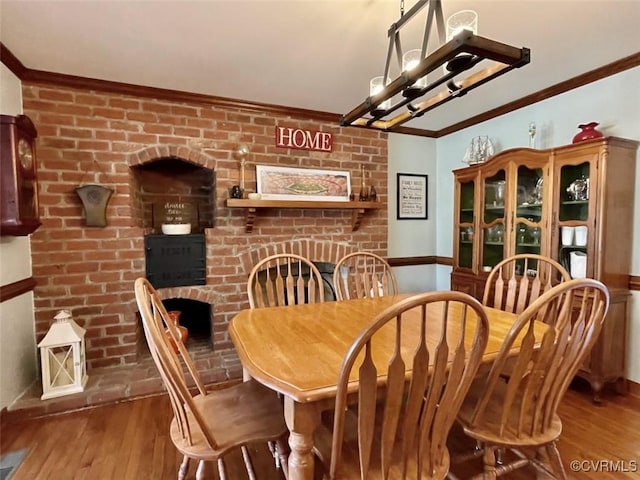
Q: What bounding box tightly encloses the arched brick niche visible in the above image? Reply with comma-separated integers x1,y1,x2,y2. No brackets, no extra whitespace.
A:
128,146,216,233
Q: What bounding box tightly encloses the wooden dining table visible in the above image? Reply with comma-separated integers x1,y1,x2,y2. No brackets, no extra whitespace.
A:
229,293,525,480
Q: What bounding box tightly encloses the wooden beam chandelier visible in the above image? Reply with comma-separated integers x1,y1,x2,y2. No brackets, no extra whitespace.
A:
340,0,530,132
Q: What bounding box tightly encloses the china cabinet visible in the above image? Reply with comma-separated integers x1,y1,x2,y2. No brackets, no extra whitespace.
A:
451,137,638,401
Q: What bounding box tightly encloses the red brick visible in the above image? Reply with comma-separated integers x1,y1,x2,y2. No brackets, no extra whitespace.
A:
23,81,388,371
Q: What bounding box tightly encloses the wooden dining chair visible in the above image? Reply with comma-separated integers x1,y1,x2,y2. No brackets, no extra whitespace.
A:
313,291,489,479
134,277,289,480
247,253,325,308
333,251,399,301
456,278,609,479
483,254,570,315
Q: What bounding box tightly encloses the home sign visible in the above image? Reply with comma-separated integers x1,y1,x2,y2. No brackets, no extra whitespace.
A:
275,126,333,152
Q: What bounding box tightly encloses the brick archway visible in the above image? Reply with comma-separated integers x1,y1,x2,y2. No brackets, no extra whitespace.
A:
238,239,360,275
127,144,214,168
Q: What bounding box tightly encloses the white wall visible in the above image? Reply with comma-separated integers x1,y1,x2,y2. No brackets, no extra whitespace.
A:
427,67,640,382
387,133,438,293
0,64,38,410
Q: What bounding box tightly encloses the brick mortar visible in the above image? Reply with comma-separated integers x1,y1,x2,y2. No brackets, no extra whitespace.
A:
23,83,389,374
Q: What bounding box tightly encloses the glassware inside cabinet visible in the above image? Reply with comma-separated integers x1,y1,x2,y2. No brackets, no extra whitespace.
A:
483,171,506,224
458,226,474,269
485,223,504,244
516,166,544,207
515,220,541,255
482,171,506,270
481,222,504,271
459,180,475,224
559,162,590,222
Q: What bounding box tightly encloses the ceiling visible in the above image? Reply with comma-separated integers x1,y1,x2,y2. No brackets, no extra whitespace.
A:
1,1,639,133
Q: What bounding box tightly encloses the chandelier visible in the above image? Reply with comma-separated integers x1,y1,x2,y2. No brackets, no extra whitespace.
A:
341,0,530,131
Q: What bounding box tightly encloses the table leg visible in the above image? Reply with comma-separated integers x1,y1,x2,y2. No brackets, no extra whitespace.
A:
284,397,321,480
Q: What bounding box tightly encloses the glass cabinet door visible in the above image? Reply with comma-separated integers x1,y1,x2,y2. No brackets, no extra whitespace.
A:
557,161,590,277
514,165,544,260
559,162,589,222
457,180,475,269
481,170,506,270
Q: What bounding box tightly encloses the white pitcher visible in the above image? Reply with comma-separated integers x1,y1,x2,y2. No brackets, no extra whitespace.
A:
569,251,587,279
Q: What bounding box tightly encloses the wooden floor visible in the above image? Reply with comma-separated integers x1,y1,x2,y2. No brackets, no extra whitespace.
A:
1,381,639,479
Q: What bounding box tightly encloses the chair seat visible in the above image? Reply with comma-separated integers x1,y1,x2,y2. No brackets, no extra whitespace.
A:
456,376,562,448
170,379,288,460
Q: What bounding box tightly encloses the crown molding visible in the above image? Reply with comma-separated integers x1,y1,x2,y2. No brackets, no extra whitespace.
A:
436,52,640,137
2,43,638,138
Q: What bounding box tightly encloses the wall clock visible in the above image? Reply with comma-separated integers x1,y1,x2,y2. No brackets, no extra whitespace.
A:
1,114,41,236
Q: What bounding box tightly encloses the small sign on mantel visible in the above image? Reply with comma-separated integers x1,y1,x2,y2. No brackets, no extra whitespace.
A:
275,126,333,152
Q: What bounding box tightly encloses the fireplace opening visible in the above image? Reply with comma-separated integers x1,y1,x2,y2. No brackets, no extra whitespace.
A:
137,298,213,358
313,261,337,301
259,261,337,302
162,298,211,338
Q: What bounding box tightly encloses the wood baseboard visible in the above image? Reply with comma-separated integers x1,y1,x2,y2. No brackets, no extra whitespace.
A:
627,379,640,398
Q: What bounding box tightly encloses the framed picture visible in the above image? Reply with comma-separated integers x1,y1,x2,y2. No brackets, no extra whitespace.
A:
397,173,428,219
256,165,351,201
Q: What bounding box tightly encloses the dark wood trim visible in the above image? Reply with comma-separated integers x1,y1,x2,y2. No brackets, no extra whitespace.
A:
0,43,339,123
387,255,453,267
392,126,438,138
0,277,36,303
0,43,27,78
628,379,640,399
387,256,437,267
26,68,342,122
1,43,638,138
436,256,453,266
390,256,633,284
437,52,640,137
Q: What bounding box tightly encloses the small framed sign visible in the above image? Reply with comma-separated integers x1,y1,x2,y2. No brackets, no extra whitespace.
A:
397,173,428,219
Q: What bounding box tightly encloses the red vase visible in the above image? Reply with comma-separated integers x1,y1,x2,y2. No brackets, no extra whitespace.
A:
572,122,604,143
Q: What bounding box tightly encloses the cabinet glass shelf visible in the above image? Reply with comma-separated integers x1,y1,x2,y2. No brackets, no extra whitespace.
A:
561,200,589,205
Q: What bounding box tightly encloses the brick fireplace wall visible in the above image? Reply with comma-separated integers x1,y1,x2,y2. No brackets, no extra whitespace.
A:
23,82,388,374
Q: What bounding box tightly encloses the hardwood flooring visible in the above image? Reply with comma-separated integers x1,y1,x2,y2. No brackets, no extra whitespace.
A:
1,381,638,479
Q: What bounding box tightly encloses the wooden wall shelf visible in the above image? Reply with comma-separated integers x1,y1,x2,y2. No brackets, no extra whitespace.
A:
225,199,383,232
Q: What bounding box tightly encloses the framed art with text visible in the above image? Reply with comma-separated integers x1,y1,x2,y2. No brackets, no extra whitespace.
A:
397,173,428,219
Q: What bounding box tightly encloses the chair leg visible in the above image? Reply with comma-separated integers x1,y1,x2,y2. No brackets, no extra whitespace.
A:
241,445,257,480
178,455,190,480
216,459,226,480
544,443,568,480
482,446,498,480
197,460,214,480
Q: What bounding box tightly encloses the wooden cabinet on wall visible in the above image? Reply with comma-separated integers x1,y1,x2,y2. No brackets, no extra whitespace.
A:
451,136,638,402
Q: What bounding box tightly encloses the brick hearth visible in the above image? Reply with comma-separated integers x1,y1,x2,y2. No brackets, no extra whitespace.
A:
6,345,241,421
